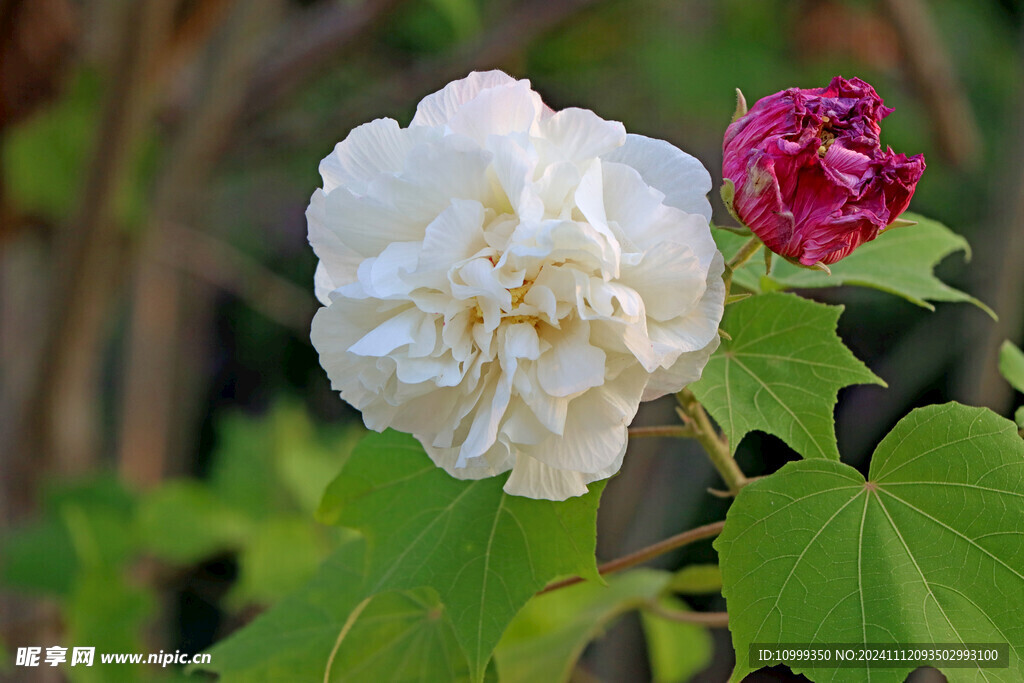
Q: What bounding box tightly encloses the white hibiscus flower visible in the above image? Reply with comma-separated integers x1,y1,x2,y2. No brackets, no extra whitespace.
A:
309,71,724,500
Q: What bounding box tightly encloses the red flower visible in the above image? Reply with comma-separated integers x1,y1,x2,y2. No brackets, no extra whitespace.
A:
723,77,925,265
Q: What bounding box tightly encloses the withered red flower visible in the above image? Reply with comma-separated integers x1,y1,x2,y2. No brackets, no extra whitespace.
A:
722,76,925,265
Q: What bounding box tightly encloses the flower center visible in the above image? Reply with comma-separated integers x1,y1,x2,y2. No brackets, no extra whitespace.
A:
816,115,836,158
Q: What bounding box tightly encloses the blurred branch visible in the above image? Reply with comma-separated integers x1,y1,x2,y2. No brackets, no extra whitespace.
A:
15,0,175,495
155,221,314,335
879,0,981,168
254,0,605,147
244,0,405,118
148,0,237,86
954,28,1024,412
117,0,285,488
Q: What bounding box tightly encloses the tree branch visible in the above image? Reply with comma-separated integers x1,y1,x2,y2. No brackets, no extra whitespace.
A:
539,521,725,594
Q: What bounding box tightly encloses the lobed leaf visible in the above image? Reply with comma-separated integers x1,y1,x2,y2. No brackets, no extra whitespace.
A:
715,213,993,316
717,403,1024,682
690,292,883,460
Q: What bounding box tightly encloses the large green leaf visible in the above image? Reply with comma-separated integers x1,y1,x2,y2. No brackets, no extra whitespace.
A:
316,430,605,680
715,214,992,315
198,537,484,682
690,292,883,460
717,403,1024,682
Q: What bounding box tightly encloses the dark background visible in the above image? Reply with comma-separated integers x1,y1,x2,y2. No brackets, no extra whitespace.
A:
1,0,1022,680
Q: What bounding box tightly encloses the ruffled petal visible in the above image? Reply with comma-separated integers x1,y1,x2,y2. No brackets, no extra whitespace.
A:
411,70,524,127
503,454,589,501
602,134,713,221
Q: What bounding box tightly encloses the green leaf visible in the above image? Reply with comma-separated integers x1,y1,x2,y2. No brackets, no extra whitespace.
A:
65,569,156,683
317,430,605,680
2,517,78,596
715,214,993,316
198,537,483,682
999,340,1024,394
716,403,1024,682
641,596,714,683
2,71,100,220
668,563,722,595
494,569,671,683
227,516,329,606
136,481,251,563
690,292,883,459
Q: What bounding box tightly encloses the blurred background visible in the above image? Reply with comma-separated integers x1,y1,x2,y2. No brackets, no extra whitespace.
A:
1,0,1022,680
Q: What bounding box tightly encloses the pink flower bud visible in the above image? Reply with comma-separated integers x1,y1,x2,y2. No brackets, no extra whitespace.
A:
723,77,925,265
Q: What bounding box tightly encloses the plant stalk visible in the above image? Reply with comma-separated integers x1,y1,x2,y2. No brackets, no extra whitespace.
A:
723,235,763,293
539,521,725,594
677,389,748,495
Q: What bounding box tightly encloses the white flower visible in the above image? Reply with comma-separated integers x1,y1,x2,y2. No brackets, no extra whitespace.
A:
309,71,724,500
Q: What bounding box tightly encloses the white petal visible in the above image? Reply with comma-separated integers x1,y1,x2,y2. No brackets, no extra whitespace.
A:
486,134,544,221
325,187,424,257
307,189,363,301
319,118,419,195
459,369,514,464
647,250,725,354
421,435,513,480
528,366,646,473
537,319,606,398
418,199,488,276
537,107,626,163
503,454,589,501
363,241,421,299
642,334,721,401
446,81,541,145
601,133,713,221
383,135,497,220
411,70,523,127
347,307,427,357
619,242,707,321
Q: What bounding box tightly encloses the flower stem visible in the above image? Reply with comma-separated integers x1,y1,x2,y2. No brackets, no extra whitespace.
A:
677,388,748,495
538,521,725,594
722,235,763,293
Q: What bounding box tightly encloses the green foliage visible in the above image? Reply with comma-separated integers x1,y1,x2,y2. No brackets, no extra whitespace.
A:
65,570,155,683
640,596,713,683
317,430,605,680
999,340,1024,394
227,516,332,607
668,564,722,595
202,431,606,681
137,481,251,563
200,536,485,682
716,214,993,316
690,292,883,460
2,71,100,220
494,569,706,683
716,403,1024,681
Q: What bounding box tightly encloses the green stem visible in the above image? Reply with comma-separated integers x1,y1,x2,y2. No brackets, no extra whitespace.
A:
677,388,748,495
628,424,698,439
538,521,725,594
644,602,729,628
723,235,763,294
